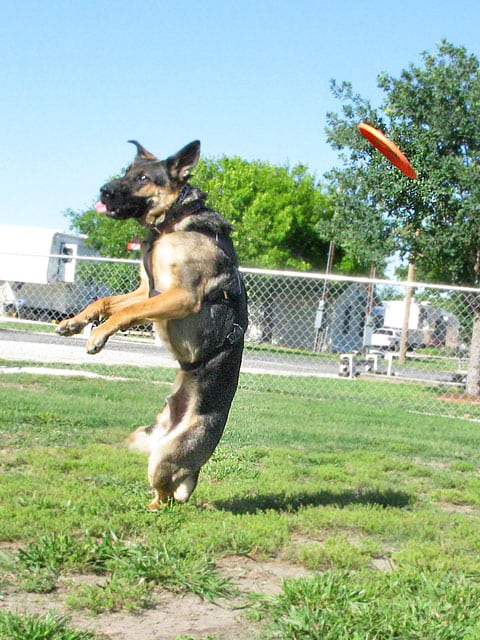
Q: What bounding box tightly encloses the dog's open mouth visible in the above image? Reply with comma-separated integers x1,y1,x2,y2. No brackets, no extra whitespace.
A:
95,201,108,214
95,198,149,221
95,201,125,219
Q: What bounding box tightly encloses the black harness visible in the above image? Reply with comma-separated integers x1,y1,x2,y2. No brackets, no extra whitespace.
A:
140,187,247,371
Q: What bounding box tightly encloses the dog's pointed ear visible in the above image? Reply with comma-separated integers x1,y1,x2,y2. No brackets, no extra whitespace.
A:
166,141,201,182
128,140,158,161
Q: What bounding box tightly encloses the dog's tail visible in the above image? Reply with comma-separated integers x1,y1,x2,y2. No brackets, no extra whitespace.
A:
126,424,155,454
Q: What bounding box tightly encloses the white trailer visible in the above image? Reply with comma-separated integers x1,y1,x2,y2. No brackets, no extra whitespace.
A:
0,225,102,319
383,300,420,330
380,299,459,348
0,225,95,284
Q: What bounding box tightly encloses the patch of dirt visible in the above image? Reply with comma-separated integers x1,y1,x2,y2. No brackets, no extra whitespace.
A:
0,379,42,391
412,457,450,471
436,501,475,515
369,556,396,571
217,554,311,596
438,393,480,405
0,555,312,640
1,589,246,640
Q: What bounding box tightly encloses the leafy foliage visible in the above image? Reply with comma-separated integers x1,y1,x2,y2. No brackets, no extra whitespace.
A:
323,40,480,285
194,156,333,270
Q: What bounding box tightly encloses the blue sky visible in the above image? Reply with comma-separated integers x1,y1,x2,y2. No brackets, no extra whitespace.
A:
1,0,479,231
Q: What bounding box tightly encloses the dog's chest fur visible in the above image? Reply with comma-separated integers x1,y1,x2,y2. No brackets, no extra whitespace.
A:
146,230,220,295
145,229,224,361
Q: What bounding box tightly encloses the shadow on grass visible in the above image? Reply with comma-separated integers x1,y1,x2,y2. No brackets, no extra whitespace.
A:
214,488,414,515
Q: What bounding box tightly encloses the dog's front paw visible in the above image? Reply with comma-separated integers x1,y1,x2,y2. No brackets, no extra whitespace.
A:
86,328,109,354
57,318,88,336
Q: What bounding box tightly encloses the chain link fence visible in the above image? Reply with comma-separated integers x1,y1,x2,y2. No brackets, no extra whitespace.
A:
1,251,480,421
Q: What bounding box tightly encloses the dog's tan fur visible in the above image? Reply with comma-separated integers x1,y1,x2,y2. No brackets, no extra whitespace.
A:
62,229,221,357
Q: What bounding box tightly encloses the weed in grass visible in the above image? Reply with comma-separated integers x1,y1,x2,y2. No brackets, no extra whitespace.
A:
115,542,231,607
432,472,480,506
65,574,153,614
18,531,139,573
296,534,380,571
450,460,476,473
18,566,59,594
0,611,95,640
18,533,87,572
393,533,480,576
15,531,232,608
253,569,480,639
108,542,233,602
170,507,291,557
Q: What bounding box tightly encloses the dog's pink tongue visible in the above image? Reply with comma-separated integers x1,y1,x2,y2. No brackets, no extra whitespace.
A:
95,201,107,213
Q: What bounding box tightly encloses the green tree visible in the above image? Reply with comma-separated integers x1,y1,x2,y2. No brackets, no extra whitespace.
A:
324,40,480,393
194,156,333,270
324,40,480,283
318,82,396,272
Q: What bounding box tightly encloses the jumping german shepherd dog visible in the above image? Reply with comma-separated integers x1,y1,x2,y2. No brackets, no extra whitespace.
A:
58,140,248,508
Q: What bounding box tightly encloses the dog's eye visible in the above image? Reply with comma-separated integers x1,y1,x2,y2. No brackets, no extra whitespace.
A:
137,174,149,182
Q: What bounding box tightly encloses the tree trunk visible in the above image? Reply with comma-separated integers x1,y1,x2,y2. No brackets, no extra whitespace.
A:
466,302,480,397
399,262,415,365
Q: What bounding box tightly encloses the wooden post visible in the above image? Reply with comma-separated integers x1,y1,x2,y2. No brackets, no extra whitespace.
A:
365,263,376,323
399,262,415,364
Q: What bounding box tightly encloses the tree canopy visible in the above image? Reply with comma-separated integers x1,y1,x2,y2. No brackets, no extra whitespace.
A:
66,156,335,271
322,40,480,285
193,156,333,270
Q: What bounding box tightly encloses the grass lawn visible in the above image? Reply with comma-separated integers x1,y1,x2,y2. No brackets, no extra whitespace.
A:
1,364,480,639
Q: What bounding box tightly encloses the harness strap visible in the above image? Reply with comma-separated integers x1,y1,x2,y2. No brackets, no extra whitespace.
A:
146,184,207,237
179,323,245,372
142,238,161,297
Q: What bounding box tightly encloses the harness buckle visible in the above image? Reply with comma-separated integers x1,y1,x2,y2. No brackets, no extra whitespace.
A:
226,323,244,345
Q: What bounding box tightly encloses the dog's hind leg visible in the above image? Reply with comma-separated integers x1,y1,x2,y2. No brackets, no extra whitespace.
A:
128,371,199,508
147,488,171,511
173,471,200,503
147,469,198,509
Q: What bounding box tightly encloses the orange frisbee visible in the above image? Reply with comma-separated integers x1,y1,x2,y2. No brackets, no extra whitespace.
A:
357,122,417,179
